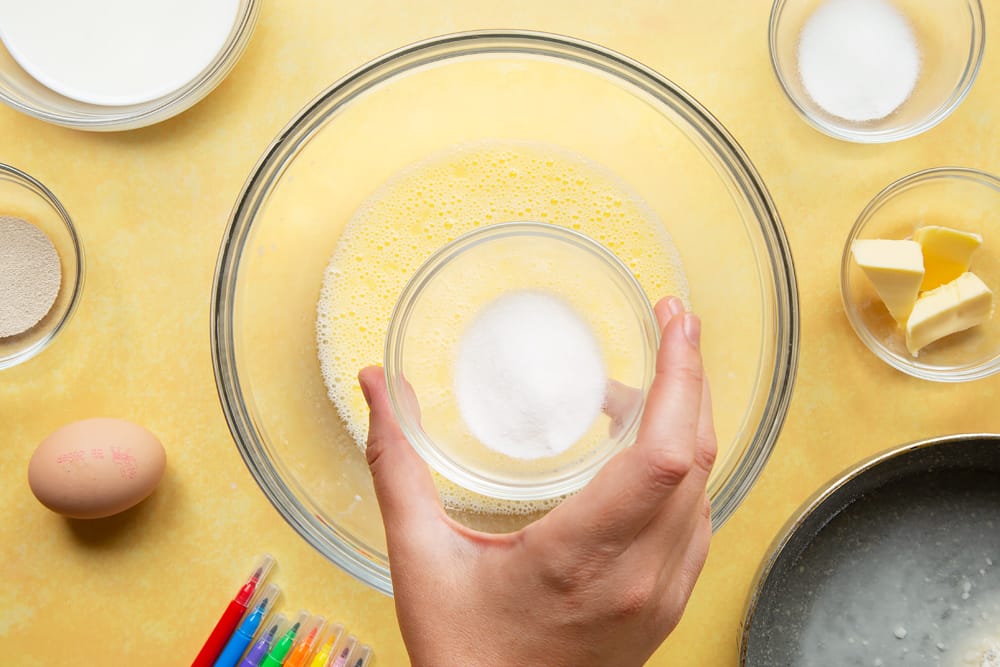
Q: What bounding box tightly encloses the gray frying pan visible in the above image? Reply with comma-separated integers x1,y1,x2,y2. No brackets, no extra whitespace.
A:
741,434,1000,666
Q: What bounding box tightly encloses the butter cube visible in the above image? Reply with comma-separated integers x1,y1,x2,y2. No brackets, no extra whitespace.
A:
852,239,924,325
913,225,983,291
905,272,993,356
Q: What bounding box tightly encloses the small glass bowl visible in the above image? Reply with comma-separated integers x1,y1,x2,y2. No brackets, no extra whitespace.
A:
0,0,259,131
384,222,659,502
769,0,985,143
0,164,84,370
841,167,1000,382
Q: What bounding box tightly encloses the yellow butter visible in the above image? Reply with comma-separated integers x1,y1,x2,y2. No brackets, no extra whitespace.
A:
905,272,993,356
851,239,924,325
913,225,983,291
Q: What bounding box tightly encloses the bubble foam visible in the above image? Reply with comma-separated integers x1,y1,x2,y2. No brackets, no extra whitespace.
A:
317,140,689,515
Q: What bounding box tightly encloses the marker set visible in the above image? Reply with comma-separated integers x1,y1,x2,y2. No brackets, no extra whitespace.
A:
192,555,374,667
235,612,373,667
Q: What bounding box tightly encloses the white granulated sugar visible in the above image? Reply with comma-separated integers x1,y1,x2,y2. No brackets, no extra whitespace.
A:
454,290,606,460
0,216,61,338
963,642,1000,667
797,0,920,122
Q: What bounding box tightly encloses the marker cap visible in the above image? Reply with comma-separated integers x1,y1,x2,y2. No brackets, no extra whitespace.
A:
238,554,276,605
327,635,357,667
348,644,373,666
248,583,281,619
307,622,344,667
257,612,289,644
297,615,327,651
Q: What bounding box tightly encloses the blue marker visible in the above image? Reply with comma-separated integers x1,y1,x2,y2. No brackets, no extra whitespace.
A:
214,584,280,667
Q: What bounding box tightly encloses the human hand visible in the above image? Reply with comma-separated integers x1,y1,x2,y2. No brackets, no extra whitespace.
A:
359,296,716,667
605,378,643,438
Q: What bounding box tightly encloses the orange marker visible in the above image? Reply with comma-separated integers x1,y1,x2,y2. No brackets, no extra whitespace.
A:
283,618,324,667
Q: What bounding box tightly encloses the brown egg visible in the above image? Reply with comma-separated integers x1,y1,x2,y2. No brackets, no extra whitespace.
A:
27,418,166,519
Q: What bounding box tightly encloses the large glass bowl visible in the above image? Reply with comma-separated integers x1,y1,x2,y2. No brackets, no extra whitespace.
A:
212,31,799,595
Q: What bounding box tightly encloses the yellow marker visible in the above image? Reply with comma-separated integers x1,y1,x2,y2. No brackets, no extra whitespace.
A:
906,272,993,355
308,623,344,667
914,225,983,291
852,239,924,324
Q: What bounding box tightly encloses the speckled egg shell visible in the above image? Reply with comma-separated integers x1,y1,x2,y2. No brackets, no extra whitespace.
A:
28,418,166,519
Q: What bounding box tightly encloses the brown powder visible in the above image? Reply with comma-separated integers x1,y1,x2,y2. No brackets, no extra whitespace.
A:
0,215,61,337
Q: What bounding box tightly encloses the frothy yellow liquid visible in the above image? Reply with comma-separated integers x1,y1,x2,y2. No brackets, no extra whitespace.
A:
317,140,689,515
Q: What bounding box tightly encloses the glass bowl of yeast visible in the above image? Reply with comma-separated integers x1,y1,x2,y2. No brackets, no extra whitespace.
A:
212,31,799,594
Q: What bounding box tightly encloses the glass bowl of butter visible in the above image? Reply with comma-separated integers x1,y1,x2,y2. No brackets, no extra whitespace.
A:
212,31,799,594
842,167,1000,381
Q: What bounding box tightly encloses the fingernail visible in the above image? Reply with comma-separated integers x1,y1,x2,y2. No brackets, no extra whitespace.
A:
359,375,373,407
684,313,701,348
668,297,685,316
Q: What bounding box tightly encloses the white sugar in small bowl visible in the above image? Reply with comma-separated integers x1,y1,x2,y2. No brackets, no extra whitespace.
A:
0,0,259,131
384,222,659,502
769,0,984,143
0,164,84,370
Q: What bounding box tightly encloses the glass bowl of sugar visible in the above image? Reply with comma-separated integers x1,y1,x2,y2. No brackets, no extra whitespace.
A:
384,222,659,503
0,163,84,370
0,0,259,130
769,0,985,143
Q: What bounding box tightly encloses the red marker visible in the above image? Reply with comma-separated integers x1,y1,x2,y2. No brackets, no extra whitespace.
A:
192,555,276,667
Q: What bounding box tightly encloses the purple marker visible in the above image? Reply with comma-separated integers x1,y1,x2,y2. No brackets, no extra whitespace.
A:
237,614,286,667
332,636,357,667
330,647,350,667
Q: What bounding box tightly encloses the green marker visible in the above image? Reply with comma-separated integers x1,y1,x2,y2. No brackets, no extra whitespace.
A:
260,621,300,667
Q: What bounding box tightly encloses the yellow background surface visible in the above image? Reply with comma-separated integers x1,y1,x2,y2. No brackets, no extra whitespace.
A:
3,1,1000,664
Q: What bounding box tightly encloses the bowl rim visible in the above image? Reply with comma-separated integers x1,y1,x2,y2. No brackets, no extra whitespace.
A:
0,162,85,370
840,166,1000,382
383,220,659,502
768,0,986,144
211,29,800,595
738,432,1000,664
0,0,260,131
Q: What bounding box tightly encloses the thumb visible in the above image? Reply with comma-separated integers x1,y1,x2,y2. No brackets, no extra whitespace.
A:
358,367,445,538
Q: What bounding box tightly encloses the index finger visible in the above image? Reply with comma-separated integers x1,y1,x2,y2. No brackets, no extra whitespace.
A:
547,298,706,549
